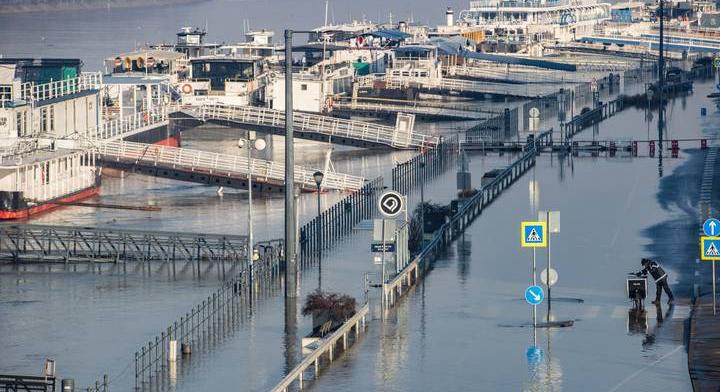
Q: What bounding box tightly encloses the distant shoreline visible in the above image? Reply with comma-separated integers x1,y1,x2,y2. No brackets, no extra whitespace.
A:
0,0,203,14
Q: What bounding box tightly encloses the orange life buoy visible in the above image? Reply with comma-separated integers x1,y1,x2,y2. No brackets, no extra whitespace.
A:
181,84,193,94
143,112,150,122
325,97,334,112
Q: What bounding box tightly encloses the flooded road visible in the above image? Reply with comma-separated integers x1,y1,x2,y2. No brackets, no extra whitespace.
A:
0,4,717,385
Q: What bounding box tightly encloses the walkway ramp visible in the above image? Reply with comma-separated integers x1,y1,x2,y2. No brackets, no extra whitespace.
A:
0,224,253,263
179,104,437,150
92,140,365,193
383,75,560,98
332,99,488,121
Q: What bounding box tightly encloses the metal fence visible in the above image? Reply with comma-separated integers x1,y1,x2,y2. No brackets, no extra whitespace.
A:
383,138,541,308
391,136,458,195
299,177,383,261
0,225,251,264
130,240,283,391
465,108,519,143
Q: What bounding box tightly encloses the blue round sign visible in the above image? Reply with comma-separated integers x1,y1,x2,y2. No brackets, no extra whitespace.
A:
525,285,545,305
704,218,720,237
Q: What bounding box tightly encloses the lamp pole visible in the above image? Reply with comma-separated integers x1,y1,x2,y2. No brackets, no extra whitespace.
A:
238,134,266,296
285,29,298,298
313,171,324,290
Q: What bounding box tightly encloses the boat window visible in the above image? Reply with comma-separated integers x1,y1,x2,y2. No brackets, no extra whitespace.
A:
301,84,308,91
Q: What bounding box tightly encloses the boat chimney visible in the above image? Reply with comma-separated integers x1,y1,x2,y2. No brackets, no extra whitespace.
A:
446,7,454,27
399,21,408,32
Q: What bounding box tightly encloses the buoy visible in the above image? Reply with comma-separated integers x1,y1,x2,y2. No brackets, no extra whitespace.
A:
181,84,193,94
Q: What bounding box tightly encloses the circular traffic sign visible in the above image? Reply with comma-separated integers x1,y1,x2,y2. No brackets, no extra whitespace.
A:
704,218,720,237
525,285,545,305
378,191,404,218
540,268,558,286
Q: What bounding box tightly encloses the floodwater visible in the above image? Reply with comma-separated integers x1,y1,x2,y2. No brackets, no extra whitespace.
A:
1,2,718,389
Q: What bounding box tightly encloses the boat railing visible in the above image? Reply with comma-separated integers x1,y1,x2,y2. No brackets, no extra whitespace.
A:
91,107,169,141
20,72,102,103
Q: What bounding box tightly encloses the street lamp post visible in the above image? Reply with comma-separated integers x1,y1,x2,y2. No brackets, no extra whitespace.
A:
238,134,267,293
313,171,324,289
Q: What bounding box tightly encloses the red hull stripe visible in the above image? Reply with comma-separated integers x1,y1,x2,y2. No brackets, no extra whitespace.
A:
0,186,100,220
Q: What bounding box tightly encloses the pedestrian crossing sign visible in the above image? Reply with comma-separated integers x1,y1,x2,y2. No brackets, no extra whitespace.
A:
701,237,720,261
521,221,547,248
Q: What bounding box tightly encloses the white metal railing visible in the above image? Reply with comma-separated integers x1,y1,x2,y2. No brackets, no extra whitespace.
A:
443,65,610,84
270,304,369,392
20,72,102,103
384,74,561,98
188,104,437,149
333,100,487,119
91,108,169,140
93,140,365,192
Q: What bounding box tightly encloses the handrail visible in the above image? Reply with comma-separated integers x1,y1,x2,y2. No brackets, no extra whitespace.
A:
93,140,365,191
184,104,437,149
20,72,102,103
90,108,169,140
270,304,369,392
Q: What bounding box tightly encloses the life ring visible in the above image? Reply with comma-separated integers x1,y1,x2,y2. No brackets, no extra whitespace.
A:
362,56,368,62
143,112,150,122
181,84,193,94
325,97,334,112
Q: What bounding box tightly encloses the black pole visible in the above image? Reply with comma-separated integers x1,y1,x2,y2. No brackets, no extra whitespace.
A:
658,0,665,176
316,183,321,289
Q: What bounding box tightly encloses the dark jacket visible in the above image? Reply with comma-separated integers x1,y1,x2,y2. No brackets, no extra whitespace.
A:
637,260,668,282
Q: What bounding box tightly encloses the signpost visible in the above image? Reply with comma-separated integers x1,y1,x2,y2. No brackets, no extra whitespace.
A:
538,211,559,322
522,221,547,328
701,234,720,314
377,191,405,307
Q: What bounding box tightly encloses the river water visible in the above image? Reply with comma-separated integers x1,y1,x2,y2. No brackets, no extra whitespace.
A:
0,3,717,390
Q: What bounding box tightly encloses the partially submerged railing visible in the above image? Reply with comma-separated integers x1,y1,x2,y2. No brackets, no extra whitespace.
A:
300,177,383,260
131,240,283,390
561,96,624,139
0,224,252,263
391,136,457,195
94,140,365,192
384,139,540,308
270,304,369,392
193,103,437,149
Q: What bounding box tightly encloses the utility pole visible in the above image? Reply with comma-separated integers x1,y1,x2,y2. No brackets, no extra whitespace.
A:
658,0,665,170
285,29,298,298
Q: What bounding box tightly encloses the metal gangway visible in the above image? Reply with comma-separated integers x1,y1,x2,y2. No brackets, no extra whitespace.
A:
0,224,257,263
443,65,614,84
383,75,561,98
180,103,437,150
91,107,170,141
331,99,488,121
92,139,365,192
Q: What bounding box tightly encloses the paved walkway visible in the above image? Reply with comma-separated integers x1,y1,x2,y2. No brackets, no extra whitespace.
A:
689,295,720,391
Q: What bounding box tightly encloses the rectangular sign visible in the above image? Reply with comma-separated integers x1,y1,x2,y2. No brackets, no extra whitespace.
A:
371,242,396,253
538,210,560,233
701,236,720,261
521,221,547,248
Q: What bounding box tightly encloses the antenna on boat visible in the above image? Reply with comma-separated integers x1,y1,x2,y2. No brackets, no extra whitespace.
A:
324,0,329,27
